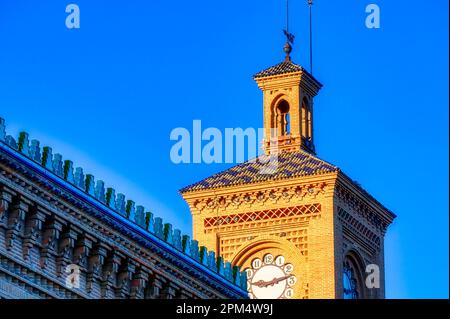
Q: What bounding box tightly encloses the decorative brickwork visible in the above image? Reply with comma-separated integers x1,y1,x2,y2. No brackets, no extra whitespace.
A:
204,204,321,228
181,55,396,299
335,184,392,233
0,118,247,299
338,207,380,253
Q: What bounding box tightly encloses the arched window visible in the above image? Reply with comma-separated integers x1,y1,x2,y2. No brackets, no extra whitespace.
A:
276,99,290,136
343,255,364,299
301,98,311,139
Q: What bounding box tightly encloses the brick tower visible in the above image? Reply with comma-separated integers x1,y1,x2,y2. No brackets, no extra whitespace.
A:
180,38,395,299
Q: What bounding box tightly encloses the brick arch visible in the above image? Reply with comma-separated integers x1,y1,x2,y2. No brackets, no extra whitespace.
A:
270,94,292,133
343,248,367,299
231,235,302,267
270,94,292,113
344,248,367,271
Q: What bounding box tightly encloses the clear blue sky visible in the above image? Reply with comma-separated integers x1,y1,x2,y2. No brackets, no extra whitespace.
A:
0,0,448,298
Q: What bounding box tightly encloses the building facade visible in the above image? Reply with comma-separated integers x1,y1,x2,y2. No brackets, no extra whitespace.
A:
180,49,396,299
0,118,247,299
0,36,396,301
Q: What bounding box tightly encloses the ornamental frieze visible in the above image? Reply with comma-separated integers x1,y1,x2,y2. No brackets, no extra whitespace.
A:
193,182,328,213
204,204,321,228
335,184,388,233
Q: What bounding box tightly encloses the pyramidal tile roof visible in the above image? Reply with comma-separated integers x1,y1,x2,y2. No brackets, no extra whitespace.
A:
180,150,339,193
253,60,305,79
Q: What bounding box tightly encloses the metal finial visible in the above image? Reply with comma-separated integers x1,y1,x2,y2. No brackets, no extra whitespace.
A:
284,42,292,61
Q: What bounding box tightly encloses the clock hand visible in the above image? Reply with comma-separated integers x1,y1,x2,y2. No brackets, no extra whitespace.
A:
253,275,293,288
253,279,272,288
277,275,293,284
263,275,293,287
253,278,282,288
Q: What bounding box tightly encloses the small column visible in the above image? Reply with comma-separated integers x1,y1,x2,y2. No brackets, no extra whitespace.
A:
115,259,136,299
101,251,123,299
87,243,108,294
147,274,165,299
130,267,150,299
0,186,14,229
6,196,29,251
23,206,47,261
40,216,64,269
73,234,94,271
56,225,78,276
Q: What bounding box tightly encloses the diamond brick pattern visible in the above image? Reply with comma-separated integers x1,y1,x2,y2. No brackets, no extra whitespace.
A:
204,203,321,228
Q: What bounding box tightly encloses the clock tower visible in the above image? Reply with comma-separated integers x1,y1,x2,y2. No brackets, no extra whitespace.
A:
180,28,395,300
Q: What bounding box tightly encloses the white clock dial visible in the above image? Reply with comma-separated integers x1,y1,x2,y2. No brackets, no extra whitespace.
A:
246,255,296,299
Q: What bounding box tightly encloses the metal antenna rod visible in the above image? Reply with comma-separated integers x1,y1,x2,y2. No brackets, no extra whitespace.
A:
286,0,289,33
283,0,295,60
308,0,313,74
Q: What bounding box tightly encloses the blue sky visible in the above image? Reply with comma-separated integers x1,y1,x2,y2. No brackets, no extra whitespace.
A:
0,0,448,298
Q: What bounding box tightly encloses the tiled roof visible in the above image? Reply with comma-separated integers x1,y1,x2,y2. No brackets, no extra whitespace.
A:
180,150,338,193
253,60,304,79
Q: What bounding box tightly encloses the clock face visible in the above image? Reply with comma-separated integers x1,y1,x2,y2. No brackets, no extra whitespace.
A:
245,254,297,299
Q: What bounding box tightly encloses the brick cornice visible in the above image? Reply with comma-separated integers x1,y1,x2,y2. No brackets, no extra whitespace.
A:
335,172,396,233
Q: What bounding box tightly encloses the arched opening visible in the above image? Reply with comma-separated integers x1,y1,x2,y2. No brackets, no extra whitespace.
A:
301,98,311,139
343,254,365,299
276,99,290,136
